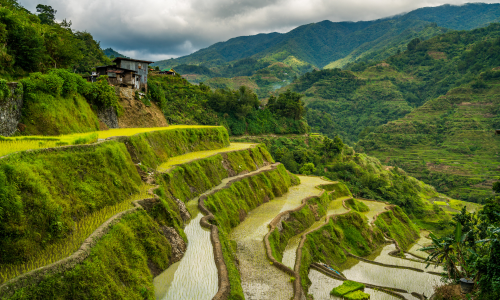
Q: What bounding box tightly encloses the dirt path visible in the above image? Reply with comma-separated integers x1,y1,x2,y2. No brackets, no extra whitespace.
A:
230,176,332,300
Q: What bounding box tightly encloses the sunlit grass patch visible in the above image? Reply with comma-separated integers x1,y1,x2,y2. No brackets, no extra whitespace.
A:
0,125,223,158
330,280,365,297
433,201,449,206
0,133,98,157
0,183,152,284
157,143,256,172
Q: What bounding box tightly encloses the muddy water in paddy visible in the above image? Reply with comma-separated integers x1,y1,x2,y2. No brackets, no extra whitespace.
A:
340,254,441,298
153,211,218,300
308,269,400,300
231,176,333,300
281,197,348,269
157,143,256,172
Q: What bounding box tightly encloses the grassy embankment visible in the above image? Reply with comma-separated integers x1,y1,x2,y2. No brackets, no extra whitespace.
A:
0,127,228,288
267,182,350,263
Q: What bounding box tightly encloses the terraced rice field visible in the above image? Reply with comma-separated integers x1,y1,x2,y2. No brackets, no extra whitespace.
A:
0,183,152,284
282,197,348,269
357,199,388,223
157,143,255,171
230,176,332,300
340,257,440,298
154,164,275,299
154,212,218,300
0,126,220,157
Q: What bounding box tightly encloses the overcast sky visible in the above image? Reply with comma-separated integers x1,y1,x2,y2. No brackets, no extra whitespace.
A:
18,0,500,61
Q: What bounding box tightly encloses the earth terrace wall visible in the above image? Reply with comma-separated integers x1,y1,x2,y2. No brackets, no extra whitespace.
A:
123,126,230,169
198,163,299,300
262,181,352,299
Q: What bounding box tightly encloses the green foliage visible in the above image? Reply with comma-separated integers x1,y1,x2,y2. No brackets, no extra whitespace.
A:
421,201,500,298
268,90,305,120
147,75,308,136
6,211,172,300
0,1,110,76
0,141,141,264
299,163,316,175
344,290,371,300
330,280,365,297
345,198,370,213
36,4,56,25
0,78,9,100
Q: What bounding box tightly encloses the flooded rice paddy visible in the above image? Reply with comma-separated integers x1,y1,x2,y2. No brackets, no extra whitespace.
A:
153,213,218,300
406,232,434,260
282,197,348,269
157,143,256,171
308,269,401,300
231,176,333,300
339,255,440,298
357,199,388,223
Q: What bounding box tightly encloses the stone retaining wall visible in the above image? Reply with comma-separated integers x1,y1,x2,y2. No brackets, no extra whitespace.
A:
0,83,23,137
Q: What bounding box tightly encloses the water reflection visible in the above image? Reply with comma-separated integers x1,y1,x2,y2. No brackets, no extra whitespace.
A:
153,213,218,300
308,269,401,300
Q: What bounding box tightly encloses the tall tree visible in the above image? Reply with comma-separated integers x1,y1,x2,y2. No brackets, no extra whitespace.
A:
36,4,56,25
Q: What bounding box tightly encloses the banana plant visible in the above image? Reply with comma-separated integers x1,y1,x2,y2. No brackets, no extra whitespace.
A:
420,222,473,280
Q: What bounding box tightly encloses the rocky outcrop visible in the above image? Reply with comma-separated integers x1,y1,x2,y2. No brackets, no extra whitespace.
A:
160,226,187,263
97,106,119,129
0,83,23,136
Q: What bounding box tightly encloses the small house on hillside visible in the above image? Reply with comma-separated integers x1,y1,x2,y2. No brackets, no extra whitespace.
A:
113,57,154,90
93,57,154,91
96,66,140,89
159,68,176,76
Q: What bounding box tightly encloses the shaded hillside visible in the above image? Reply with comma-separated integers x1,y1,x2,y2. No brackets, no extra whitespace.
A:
357,77,500,203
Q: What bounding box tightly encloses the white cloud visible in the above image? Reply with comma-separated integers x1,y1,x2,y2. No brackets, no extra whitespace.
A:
18,0,500,61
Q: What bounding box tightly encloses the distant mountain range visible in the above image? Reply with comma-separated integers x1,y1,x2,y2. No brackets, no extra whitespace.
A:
154,3,500,72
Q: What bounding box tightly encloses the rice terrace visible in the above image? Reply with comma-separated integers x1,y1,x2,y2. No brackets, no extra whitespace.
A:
0,1,499,300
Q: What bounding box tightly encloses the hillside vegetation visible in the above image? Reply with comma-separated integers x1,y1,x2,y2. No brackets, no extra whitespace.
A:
231,134,469,235
291,22,500,203
0,0,110,78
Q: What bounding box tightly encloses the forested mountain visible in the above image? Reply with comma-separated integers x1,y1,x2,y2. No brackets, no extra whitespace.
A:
0,0,111,78
157,3,500,70
289,22,500,203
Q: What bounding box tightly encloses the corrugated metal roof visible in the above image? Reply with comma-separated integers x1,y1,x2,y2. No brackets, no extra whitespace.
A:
113,57,154,64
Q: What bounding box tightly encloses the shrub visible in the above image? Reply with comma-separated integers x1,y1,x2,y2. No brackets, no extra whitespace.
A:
330,280,365,296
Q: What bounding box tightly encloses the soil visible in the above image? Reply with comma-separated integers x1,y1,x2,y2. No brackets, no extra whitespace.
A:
117,87,168,128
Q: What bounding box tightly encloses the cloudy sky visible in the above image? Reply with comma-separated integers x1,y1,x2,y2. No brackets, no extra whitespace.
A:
18,0,500,61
